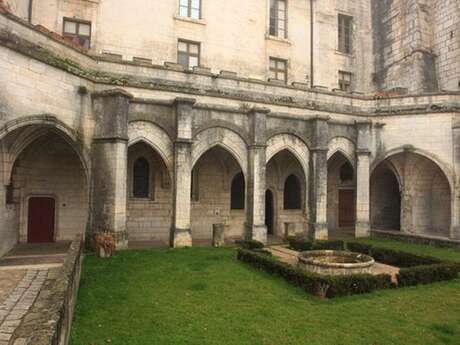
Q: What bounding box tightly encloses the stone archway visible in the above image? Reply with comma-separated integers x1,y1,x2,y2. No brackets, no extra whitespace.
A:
327,151,356,234
266,149,307,238
191,146,246,244
371,151,451,237
2,127,89,250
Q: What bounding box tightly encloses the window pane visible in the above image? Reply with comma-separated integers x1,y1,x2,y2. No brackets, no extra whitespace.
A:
178,41,188,52
189,56,199,68
79,23,90,36
189,43,199,54
64,21,77,34
269,58,276,68
178,53,188,67
179,6,188,17
191,0,200,9
191,8,200,19
180,0,188,5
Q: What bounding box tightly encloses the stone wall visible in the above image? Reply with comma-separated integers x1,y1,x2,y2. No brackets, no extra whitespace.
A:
10,237,83,345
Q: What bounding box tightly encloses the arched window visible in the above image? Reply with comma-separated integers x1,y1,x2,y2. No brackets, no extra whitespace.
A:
231,172,245,210
284,174,301,209
133,157,150,198
340,162,354,183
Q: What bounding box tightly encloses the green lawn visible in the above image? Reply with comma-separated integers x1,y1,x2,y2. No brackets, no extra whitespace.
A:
70,238,460,345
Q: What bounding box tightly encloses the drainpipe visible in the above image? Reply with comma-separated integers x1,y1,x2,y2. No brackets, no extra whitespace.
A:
28,0,33,23
310,0,314,88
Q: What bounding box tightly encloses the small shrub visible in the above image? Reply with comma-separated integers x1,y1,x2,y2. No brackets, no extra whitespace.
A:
346,242,373,255
312,240,345,251
236,240,264,250
397,263,460,287
287,238,344,251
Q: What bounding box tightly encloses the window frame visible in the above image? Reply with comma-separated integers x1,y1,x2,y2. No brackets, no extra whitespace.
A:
62,17,92,49
283,174,302,210
269,57,288,83
132,157,151,199
179,0,201,20
338,70,353,92
269,0,288,38
177,39,201,69
230,172,245,210
338,13,353,54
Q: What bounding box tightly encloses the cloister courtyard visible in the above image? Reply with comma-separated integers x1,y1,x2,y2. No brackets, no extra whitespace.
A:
68,238,460,345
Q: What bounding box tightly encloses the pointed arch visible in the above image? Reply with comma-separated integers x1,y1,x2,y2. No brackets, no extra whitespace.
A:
192,127,248,178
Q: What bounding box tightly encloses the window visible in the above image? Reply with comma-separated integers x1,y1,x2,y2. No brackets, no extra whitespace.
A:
269,0,287,38
133,158,150,198
177,40,200,69
284,174,301,210
340,162,354,183
179,0,201,19
191,168,199,201
231,172,245,210
338,71,352,91
269,57,288,83
338,14,353,54
63,17,91,49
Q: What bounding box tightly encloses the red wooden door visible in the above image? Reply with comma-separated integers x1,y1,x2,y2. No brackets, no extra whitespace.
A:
28,197,55,243
338,190,355,227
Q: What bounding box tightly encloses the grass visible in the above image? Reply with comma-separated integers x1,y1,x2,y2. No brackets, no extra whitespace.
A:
70,238,460,345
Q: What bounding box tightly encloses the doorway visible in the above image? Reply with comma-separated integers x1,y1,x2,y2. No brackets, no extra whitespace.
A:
265,190,274,235
28,197,55,243
338,189,355,228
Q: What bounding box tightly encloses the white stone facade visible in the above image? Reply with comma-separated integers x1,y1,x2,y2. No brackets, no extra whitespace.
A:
0,1,459,254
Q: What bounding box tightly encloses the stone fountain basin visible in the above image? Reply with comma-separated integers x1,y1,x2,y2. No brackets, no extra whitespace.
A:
298,250,375,275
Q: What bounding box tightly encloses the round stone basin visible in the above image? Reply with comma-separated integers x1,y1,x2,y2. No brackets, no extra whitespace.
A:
298,250,375,275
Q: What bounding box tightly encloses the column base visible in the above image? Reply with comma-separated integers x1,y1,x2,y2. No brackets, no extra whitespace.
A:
311,222,328,240
246,224,267,244
450,226,460,240
172,228,192,248
355,222,370,238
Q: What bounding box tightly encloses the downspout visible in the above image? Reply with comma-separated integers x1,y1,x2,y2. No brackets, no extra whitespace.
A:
310,0,314,88
28,0,33,23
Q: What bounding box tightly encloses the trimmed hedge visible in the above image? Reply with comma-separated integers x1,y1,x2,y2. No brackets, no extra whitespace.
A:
346,242,441,267
288,238,345,252
346,241,460,286
398,263,459,287
237,249,392,298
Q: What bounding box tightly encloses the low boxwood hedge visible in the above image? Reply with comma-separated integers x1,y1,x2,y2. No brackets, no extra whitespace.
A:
287,238,345,252
346,241,459,286
346,241,441,267
237,249,392,298
397,263,459,287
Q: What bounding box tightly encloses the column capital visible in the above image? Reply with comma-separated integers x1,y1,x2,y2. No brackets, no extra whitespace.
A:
356,148,372,156
173,97,197,106
91,88,134,100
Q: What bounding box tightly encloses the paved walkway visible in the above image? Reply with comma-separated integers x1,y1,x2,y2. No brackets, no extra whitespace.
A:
0,270,48,344
267,245,400,283
0,242,70,344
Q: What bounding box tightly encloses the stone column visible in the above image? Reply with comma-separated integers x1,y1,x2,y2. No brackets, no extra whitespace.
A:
171,98,195,247
355,120,372,238
309,116,329,240
246,107,269,243
450,119,460,240
90,89,132,249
